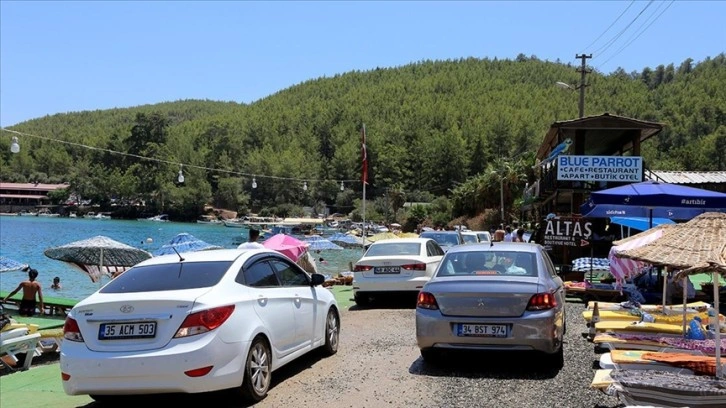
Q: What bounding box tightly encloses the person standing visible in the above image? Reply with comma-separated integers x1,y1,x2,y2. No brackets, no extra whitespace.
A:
3,268,44,316
237,228,265,249
513,228,525,242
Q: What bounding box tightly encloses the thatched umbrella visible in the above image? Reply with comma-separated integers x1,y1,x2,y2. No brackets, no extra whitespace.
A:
615,212,726,377
44,235,152,283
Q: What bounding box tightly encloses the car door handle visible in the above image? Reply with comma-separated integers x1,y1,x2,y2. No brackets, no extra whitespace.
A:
257,295,268,306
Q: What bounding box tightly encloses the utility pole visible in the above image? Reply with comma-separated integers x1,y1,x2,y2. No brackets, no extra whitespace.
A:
576,54,592,118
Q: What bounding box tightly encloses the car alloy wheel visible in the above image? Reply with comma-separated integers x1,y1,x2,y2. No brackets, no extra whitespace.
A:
323,309,340,355
242,337,271,402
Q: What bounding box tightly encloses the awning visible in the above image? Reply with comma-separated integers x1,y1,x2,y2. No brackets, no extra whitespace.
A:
610,216,676,231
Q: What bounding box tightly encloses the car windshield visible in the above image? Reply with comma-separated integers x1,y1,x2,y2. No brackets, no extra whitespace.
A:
476,233,490,242
365,242,421,257
421,233,460,246
100,261,233,293
461,234,478,244
436,250,537,277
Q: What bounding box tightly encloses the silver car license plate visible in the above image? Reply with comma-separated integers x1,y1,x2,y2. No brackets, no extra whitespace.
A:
457,323,508,337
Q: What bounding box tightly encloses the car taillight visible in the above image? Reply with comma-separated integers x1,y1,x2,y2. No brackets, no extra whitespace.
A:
174,305,235,338
353,265,373,272
417,292,439,310
526,293,557,310
402,262,427,271
63,317,84,342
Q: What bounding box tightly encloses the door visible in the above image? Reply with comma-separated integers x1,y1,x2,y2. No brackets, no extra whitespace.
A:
270,259,317,350
243,260,297,356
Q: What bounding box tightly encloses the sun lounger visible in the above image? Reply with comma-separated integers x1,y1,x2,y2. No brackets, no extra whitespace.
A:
595,320,684,335
599,350,697,374
586,300,711,311
0,330,41,371
590,369,614,389
611,369,726,408
593,333,726,356
583,309,716,324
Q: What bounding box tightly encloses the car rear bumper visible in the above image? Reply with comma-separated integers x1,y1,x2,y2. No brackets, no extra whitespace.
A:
61,334,249,395
415,307,561,354
353,275,429,293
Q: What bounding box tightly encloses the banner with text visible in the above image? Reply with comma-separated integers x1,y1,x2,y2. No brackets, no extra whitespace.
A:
543,217,592,248
557,155,642,182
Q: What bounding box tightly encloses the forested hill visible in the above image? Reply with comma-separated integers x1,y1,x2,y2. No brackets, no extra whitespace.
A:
2,54,724,217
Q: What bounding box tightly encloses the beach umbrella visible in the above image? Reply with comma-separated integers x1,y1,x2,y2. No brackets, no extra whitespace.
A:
304,235,344,251
0,256,29,273
366,232,399,243
615,212,726,377
44,235,152,283
154,233,222,256
262,233,310,262
608,224,674,286
328,232,363,247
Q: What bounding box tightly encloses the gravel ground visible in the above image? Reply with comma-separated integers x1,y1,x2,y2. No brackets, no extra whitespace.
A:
247,298,624,408
1,299,626,408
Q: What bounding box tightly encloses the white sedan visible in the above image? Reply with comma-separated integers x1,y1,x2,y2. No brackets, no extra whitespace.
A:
60,248,340,403
352,238,445,306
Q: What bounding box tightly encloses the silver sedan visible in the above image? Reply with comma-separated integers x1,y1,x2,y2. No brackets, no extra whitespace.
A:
415,242,565,366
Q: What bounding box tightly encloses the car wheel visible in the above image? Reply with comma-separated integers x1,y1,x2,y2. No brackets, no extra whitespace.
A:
241,337,272,402
354,293,371,307
420,349,442,364
321,308,340,356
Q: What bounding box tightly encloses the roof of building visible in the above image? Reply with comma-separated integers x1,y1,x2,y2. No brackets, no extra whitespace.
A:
536,113,665,160
0,182,70,191
648,171,726,184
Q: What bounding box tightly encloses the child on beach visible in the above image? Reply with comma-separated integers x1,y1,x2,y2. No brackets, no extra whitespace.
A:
3,268,44,316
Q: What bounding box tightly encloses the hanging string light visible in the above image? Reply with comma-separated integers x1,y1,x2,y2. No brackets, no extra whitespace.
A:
177,165,185,183
10,136,20,153
252,177,257,189
340,181,345,191
2,127,359,185
303,181,308,191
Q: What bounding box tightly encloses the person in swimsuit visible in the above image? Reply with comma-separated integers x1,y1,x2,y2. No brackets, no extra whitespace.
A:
3,268,44,316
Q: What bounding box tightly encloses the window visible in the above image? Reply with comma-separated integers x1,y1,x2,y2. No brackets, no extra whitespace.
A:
271,259,309,286
426,241,445,257
101,261,232,293
243,261,281,287
366,242,421,257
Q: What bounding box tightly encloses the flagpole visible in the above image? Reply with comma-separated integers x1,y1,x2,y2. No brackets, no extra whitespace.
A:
361,123,367,251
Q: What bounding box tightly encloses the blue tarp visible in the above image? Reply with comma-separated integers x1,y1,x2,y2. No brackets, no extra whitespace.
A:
609,216,676,231
304,235,344,251
154,233,222,256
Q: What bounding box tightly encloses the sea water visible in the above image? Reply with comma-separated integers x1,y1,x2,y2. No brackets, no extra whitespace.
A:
0,216,364,301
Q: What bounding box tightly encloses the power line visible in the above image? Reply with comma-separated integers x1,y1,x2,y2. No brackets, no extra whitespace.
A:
583,0,636,52
591,0,655,57
597,1,675,71
1,127,360,185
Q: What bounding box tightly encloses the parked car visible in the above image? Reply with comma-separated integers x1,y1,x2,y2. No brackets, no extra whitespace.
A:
415,242,565,366
460,231,480,244
418,231,464,252
61,248,340,403
473,231,492,243
352,238,445,306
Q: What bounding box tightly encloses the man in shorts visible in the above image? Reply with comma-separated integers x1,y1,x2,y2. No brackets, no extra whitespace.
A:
3,268,44,316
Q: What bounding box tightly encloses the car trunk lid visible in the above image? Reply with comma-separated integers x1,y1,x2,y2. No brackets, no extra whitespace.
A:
427,277,543,317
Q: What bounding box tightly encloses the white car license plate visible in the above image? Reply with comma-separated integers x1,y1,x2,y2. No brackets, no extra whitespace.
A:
374,266,401,274
457,324,508,337
99,322,157,340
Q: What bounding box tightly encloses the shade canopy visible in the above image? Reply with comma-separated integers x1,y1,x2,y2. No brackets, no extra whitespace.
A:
610,216,675,231
615,212,726,277
44,235,152,282
328,232,363,247
581,180,726,222
0,256,29,273
154,233,222,256
262,233,309,262
304,235,344,251
608,225,673,284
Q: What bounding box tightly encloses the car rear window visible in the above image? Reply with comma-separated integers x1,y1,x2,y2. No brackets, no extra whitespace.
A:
462,234,478,244
436,250,537,277
365,242,421,257
100,261,233,293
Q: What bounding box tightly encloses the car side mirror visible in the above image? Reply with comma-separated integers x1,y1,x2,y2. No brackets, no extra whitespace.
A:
310,273,325,286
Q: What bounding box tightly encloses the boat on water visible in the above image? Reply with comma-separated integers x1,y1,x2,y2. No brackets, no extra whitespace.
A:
197,215,223,225
138,214,170,222
84,212,111,220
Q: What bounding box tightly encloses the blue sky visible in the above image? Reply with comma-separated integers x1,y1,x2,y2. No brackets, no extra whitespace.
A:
1,1,724,127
